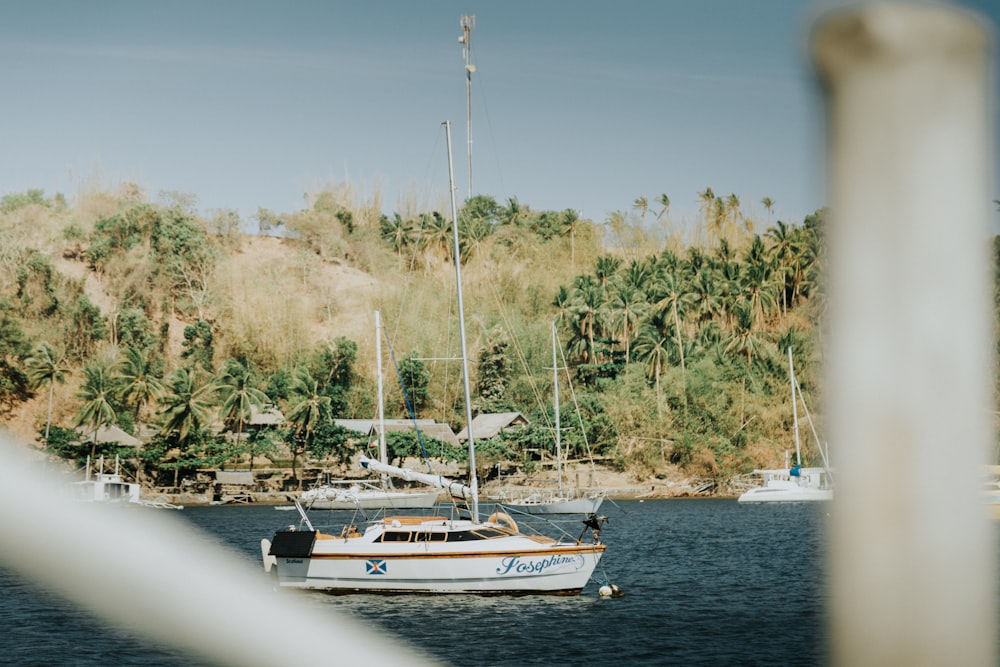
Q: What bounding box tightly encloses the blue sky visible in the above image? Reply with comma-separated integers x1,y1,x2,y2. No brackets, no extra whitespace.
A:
1,0,998,232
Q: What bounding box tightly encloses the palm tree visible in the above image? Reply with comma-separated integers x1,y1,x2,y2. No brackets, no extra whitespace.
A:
116,346,165,435
724,302,765,368
75,362,118,459
380,213,414,257
633,196,649,226
25,342,70,443
285,367,331,487
698,187,716,242
419,211,452,263
766,220,796,314
561,209,582,269
726,193,743,236
593,255,622,294
502,197,525,226
159,367,216,487
655,194,671,222
650,269,690,378
742,235,779,327
570,276,607,364
632,321,672,420
761,196,775,225
689,271,723,324
215,359,269,467
608,281,648,364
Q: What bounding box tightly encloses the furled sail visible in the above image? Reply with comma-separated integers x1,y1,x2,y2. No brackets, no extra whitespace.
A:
358,455,472,500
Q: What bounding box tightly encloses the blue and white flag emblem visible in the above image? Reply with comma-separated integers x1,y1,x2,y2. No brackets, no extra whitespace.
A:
366,559,387,575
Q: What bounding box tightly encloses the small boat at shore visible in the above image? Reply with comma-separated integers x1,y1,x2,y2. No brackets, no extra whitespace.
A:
69,455,183,510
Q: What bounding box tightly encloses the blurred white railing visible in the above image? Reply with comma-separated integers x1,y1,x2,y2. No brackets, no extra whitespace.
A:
813,2,996,665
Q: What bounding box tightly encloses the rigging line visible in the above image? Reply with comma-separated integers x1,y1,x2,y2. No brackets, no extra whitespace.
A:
380,317,435,475
483,276,553,433
470,42,507,196
390,127,447,345
557,336,600,482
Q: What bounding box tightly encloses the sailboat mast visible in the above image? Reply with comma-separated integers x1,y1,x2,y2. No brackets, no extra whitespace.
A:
376,310,388,487
460,15,475,199
552,321,563,494
445,120,479,519
788,346,802,467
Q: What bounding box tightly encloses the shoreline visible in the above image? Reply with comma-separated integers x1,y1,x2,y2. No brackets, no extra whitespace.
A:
145,481,732,507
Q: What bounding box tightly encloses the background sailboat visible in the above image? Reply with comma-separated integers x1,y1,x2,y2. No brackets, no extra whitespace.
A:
495,321,605,514
737,348,833,503
298,310,440,510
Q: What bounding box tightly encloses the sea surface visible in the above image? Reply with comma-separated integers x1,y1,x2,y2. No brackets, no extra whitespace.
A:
0,499,829,666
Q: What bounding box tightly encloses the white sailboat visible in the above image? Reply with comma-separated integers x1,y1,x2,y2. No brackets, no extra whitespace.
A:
738,348,834,503
498,321,605,515
297,310,441,510
261,122,608,594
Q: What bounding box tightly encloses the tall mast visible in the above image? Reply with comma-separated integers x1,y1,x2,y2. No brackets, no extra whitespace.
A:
376,310,388,487
788,346,802,467
552,321,563,494
459,15,475,199
445,120,478,519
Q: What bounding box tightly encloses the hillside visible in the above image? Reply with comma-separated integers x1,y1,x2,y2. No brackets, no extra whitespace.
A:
0,185,831,493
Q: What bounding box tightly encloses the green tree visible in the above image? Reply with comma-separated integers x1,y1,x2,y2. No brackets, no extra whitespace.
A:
74,362,118,459
381,213,414,257
181,320,215,371
286,367,331,486
64,294,108,361
396,353,430,416
632,321,672,420
159,367,216,449
215,359,270,468
560,209,582,269
25,342,71,443
116,346,165,429
475,328,512,413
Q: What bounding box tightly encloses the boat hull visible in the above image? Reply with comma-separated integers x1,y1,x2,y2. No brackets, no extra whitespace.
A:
505,496,604,515
264,532,605,594
737,485,833,503
302,488,441,510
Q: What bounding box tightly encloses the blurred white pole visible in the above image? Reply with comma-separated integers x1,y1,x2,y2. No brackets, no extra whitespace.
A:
0,438,439,667
813,3,995,666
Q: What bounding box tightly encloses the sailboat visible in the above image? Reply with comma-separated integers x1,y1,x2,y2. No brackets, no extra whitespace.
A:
260,122,608,594
297,310,441,510
737,348,834,503
498,321,605,514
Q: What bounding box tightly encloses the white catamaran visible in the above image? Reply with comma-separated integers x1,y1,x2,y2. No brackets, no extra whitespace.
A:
738,348,834,503
261,122,608,594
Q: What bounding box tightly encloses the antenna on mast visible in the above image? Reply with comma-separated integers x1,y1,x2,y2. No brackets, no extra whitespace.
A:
459,15,475,199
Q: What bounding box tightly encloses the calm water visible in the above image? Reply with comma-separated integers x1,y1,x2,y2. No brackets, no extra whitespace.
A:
0,500,828,666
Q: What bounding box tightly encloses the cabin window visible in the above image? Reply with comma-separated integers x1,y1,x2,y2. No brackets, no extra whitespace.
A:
449,528,505,542
414,531,447,542
380,531,411,542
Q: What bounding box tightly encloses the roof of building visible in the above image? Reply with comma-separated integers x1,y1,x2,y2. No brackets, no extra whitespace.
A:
334,418,435,435
456,412,529,441
248,404,285,426
75,424,142,447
